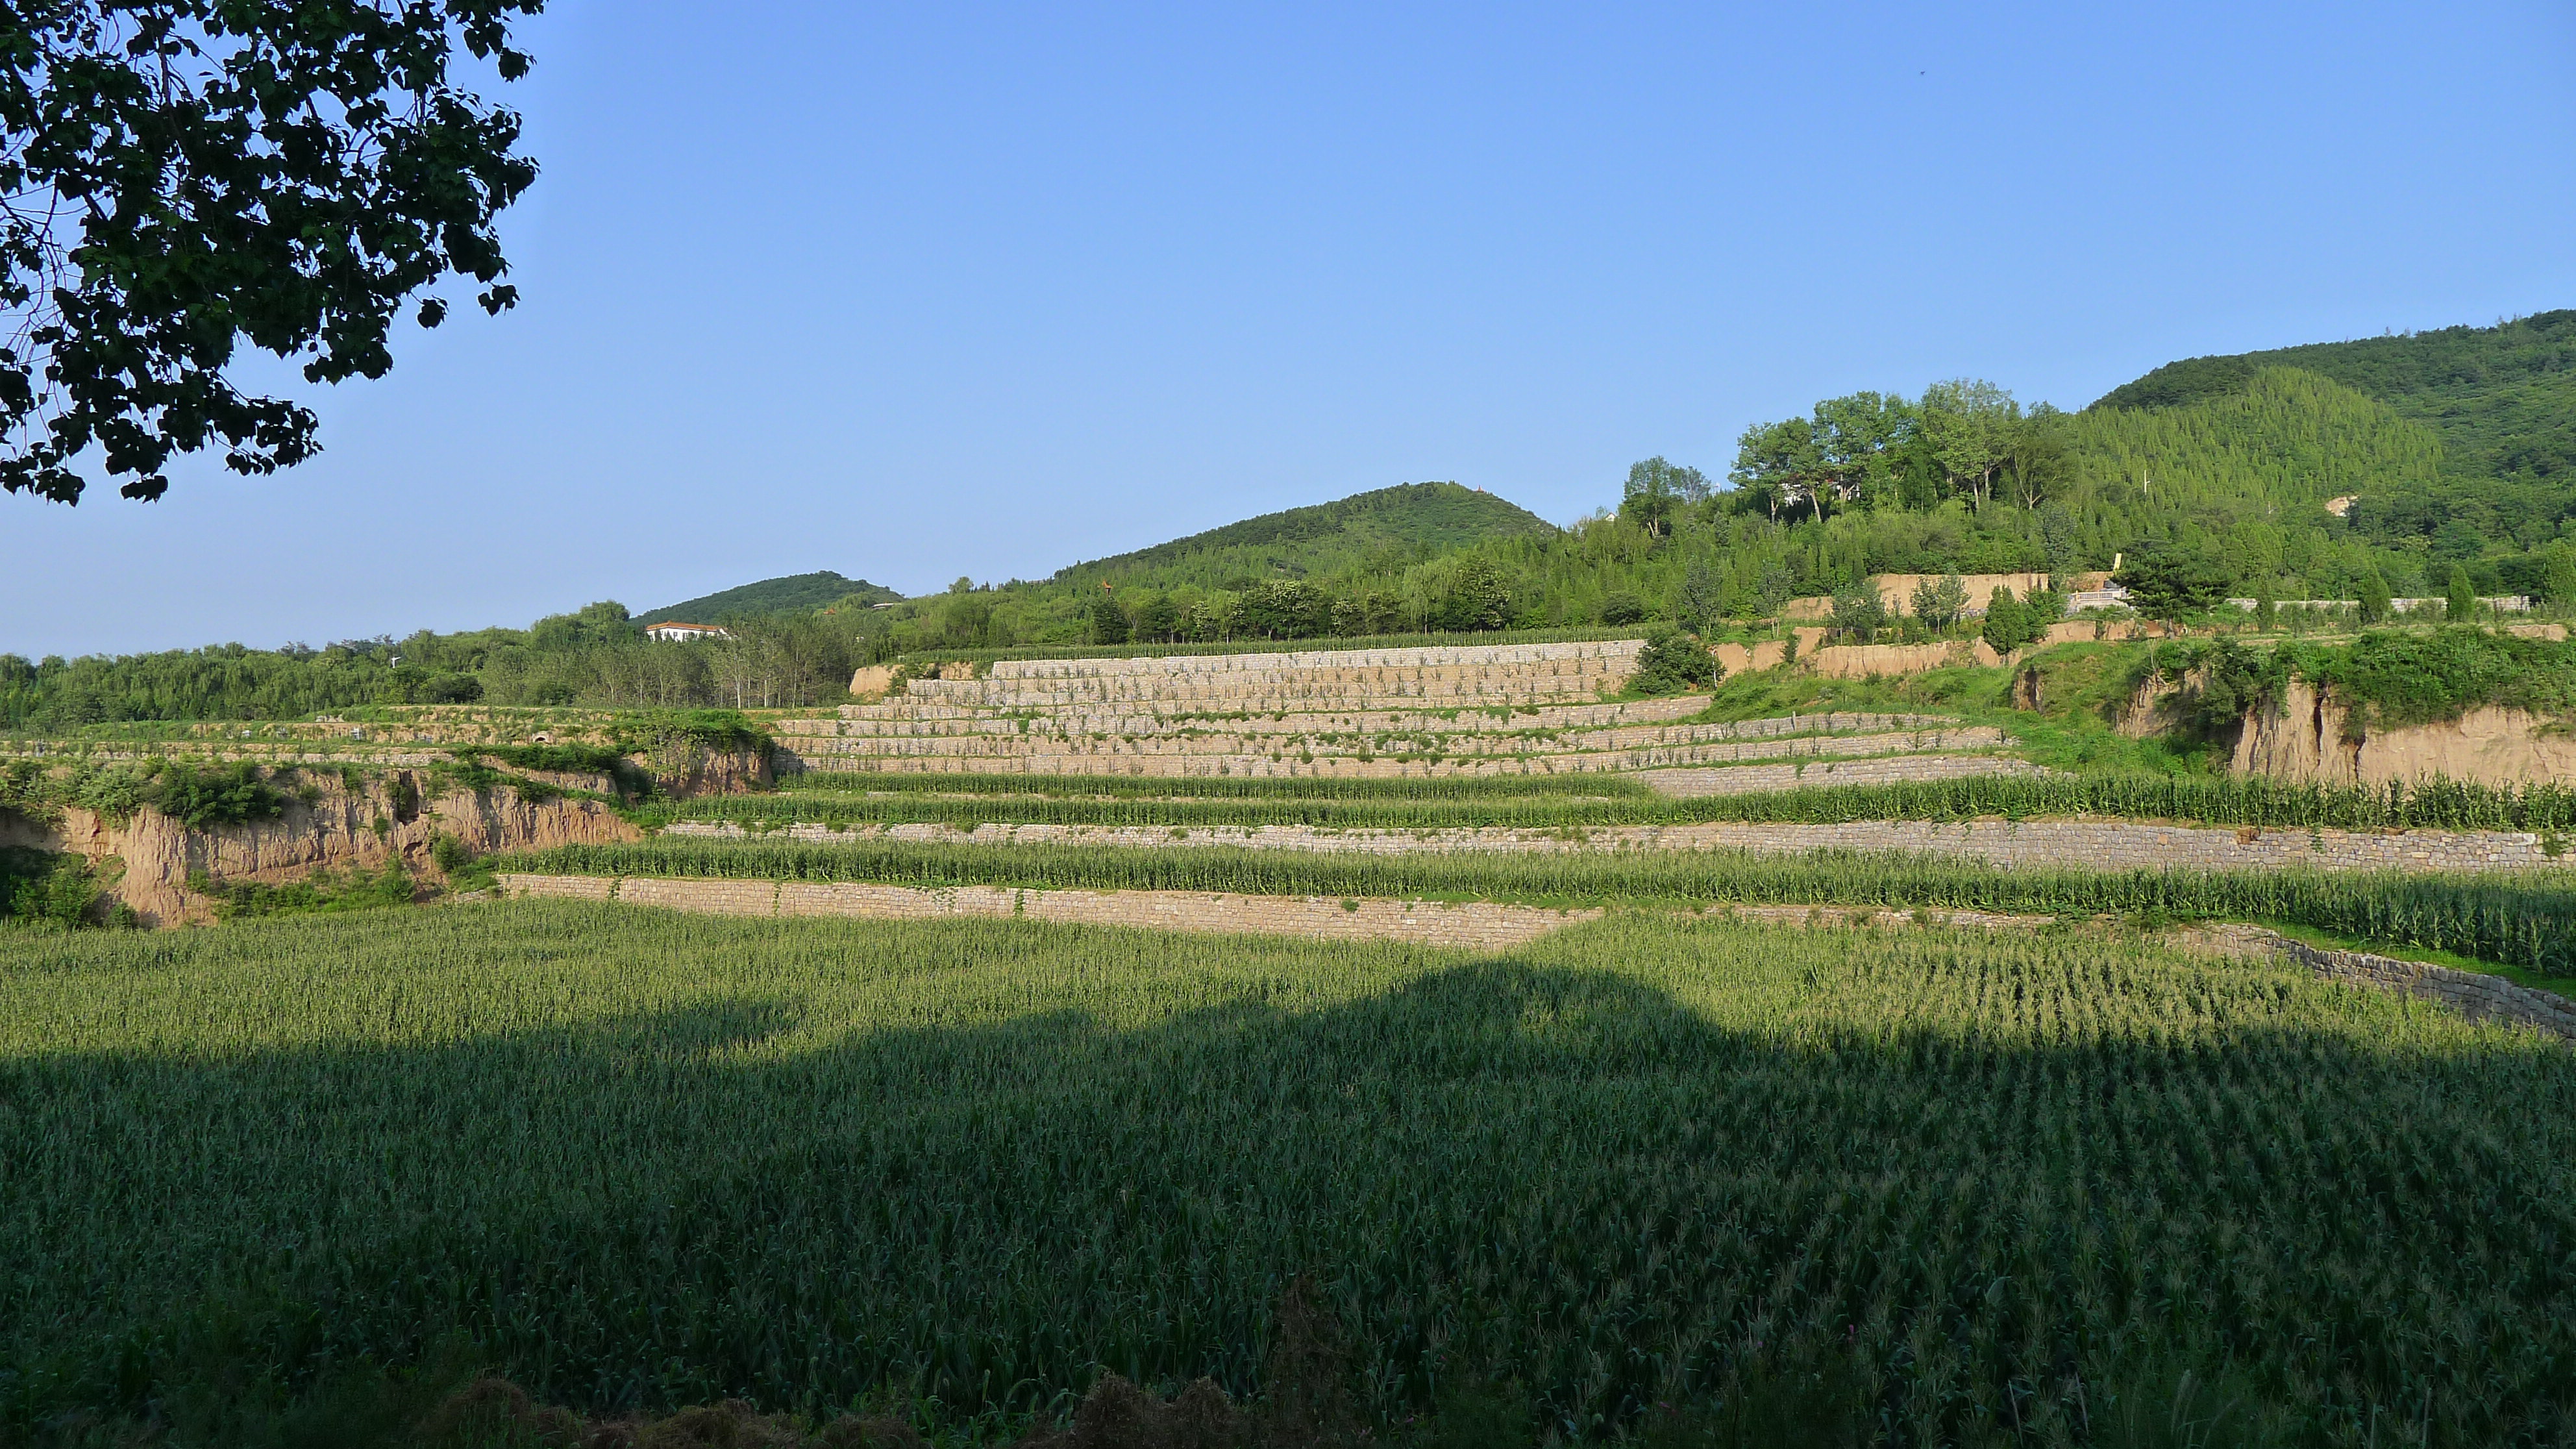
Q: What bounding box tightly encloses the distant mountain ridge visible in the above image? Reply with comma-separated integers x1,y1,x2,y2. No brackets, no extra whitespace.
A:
639,571,900,625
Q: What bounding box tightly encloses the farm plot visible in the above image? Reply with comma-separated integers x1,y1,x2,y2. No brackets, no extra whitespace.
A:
3,904,2570,1444
503,836,2576,975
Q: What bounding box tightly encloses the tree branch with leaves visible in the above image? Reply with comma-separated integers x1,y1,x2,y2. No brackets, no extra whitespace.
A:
1,0,542,503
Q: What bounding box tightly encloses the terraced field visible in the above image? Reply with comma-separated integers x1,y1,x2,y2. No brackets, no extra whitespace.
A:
15,638,2576,1445
774,643,2026,783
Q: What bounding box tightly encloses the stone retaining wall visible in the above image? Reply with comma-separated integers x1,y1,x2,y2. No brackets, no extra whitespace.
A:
973,639,1643,679
663,814,2573,873
786,706,1937,743
901,641,1646,710
495,873,1597,947
2267,936,2576,1040
773,726,2004,780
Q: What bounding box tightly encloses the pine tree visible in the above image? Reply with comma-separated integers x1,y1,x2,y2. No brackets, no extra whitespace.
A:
2358,568,2393,626
1982,588,2029,654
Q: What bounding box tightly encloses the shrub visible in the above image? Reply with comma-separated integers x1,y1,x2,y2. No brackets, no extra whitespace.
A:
0,847,99,926
149,762,285,830
1828,580,1886,643
1910,574,1968,632
1596,591,1646,626
1630,629,1720,695
1981,588,2028,654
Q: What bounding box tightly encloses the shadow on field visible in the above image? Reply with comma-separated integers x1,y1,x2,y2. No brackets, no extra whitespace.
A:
6,930,2571,1448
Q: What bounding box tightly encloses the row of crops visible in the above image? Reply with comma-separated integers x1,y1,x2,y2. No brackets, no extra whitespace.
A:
774,767,1663,800
756,768,2576,832
502,836,2576,974
5,906,2568,1444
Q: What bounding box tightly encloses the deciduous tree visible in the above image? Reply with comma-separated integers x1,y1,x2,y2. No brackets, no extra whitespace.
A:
1919,378,2019,511
2,0,543,503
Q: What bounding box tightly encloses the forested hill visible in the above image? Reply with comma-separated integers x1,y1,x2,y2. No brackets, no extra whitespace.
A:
2092,310,2576,488
638,571,900,625
1051,482,1557,590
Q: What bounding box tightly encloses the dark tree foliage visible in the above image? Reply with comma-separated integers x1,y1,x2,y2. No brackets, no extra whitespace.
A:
1433,558,1513,632
2113,545,2231,624
1980,588,2027,654
1128,593,1180,643
2183,639,2288,736
1,0,541,503
1239,578,1333,639
1086,592,1130,646
144,760,283,828
1629,626,1718,695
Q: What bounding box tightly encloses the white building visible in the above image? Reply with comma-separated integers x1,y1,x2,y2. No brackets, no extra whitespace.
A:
645,621,730,643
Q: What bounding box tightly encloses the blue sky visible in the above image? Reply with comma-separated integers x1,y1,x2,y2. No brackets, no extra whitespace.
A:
6,0,2571,656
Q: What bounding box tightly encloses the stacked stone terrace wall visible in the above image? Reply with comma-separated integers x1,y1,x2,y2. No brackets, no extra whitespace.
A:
1659,819,2573,873
497,873,1596,948
665,815,2574,873
904,641,1644,710
771,724,2003,779
979,640,1645,680
2268,937,2576,1041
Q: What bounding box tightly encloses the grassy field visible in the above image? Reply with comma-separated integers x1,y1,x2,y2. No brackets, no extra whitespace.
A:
5,903,2572,1446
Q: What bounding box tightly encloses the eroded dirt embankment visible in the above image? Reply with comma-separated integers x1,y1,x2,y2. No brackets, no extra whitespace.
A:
38,774,638,925
2233,678,2576,787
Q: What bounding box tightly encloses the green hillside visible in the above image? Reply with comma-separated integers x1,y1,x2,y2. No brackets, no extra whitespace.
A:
638,571,900,625
2092,310,2575,478
2091,310,2576,561
1055,481,1558,588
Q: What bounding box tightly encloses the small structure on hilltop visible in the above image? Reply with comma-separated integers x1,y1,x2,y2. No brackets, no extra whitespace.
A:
645,621,730,643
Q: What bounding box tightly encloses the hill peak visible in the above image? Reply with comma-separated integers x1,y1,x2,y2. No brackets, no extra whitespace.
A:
638,571,900,626
1055,481,1557,586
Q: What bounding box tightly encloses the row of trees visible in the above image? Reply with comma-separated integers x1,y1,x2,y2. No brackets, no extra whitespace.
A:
1079,562,1518,645
1710,382,2070,525
2,604,865,729
1820,575,2072,649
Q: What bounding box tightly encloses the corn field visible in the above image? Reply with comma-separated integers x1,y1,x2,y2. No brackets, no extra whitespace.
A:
505,837,2576,974
763,769,2576,834
1,905,2568,1444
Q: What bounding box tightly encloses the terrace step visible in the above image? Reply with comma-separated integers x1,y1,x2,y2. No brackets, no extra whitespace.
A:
1638,754,2053,796
770,726,2006,778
